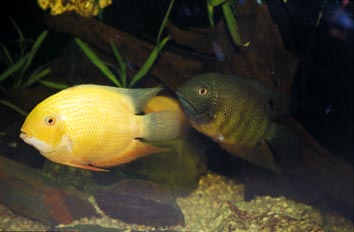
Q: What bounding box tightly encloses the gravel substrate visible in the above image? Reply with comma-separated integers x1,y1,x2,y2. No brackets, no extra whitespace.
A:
0,172,353,232
176,172,245,231
0,204,48,231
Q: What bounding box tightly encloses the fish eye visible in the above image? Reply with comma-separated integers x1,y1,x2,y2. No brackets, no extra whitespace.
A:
45,116,56,126
198,87,208,96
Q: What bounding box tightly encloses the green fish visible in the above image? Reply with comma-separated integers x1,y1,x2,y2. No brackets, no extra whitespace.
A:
176,73,303,172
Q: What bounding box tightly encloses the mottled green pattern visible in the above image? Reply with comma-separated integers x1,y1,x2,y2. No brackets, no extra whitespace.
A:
206,76,277,146
177,73,299,171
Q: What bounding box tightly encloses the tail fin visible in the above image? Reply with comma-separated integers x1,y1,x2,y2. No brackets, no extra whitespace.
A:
269,125,304,164
141,111,181,141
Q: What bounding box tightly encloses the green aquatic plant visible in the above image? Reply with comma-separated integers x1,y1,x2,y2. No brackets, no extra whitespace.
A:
156,0,175,45
0,19,67,90
0,25,50,89
0,99,27,116
75,36,170,88
0,19,67,116
207,0,250,47
95,0,105,21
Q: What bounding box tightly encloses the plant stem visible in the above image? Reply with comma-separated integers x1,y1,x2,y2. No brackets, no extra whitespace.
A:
156,0,175,44
0,99,27,116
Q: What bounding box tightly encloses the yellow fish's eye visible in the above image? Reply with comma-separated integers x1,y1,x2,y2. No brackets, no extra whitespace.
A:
198,87,208,96
45,116,56,125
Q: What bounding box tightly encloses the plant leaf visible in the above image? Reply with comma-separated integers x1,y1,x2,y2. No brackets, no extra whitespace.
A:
75,38,122,87
18,30,48,83
207,3,215,28
207,0,225,7
120,62,126,87
22,67,51,89
0,52,30,82
9,17,25,41
9,17,26,58
222,2,249,47
0,42,14,66
39,80,69,90
0,99,27,116
129,37,170,88
156,0,175,44
110,41,126,87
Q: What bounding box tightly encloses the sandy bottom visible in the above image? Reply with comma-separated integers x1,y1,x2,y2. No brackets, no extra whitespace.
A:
0,172,353,232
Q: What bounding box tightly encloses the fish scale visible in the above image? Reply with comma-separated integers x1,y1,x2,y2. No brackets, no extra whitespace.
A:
217,85,265,146
59,89,136,163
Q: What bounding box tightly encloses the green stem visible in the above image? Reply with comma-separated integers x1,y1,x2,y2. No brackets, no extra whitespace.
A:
156,0,175,44
0,99,27,116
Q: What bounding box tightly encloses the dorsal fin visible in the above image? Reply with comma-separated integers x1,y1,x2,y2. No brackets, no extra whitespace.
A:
113,87,163,114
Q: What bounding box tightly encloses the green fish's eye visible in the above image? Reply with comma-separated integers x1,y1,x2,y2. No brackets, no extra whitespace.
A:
45,116,56,126
198,87,208,96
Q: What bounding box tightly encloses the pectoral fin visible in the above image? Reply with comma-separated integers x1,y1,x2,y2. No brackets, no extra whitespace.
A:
220,139,280,172
63,162,109,172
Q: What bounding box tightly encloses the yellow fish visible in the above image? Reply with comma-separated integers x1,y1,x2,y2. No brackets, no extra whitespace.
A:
20,84,181,172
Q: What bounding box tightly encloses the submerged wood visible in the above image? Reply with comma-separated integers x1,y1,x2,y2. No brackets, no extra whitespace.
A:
45,13,203,90
45,2,352,219
0,156,98,226
93,180,185,227
244,117,353,220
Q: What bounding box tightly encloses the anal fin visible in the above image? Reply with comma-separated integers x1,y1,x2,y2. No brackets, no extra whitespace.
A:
220,139,280,172
63,162,109,172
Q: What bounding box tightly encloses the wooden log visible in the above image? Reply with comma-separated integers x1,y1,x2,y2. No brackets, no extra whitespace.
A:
244,117,353,220
290,118,353,202
0,156,98,226
165,20,216,56
233,2,298,93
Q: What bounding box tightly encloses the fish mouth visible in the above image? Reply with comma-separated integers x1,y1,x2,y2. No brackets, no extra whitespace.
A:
19,131,55,154
20,131,31,144
176,92,199,117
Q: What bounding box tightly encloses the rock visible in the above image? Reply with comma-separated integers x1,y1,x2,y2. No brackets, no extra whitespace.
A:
210,202,250,231
93,180,185,227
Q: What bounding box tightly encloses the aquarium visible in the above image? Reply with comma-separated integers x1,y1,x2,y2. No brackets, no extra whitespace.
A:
0,0,353,231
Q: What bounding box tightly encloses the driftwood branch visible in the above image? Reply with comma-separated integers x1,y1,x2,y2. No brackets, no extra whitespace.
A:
290,118,353,216
0,156,98,226
45,13,205,90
